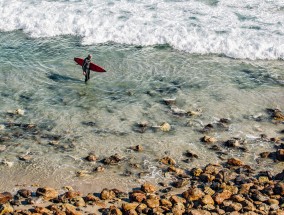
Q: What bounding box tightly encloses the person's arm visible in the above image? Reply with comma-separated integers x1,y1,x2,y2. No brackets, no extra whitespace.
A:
82,59,86,75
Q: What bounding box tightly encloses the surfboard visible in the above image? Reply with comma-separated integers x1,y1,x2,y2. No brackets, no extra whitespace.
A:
74,57,106,73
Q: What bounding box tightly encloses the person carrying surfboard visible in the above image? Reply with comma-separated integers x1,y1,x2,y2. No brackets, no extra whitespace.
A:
82,54,92,83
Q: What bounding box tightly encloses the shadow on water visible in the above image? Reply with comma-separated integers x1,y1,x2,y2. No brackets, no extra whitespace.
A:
47,73,81,83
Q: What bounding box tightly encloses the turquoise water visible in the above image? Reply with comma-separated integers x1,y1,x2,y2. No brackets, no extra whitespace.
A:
0,31,283,192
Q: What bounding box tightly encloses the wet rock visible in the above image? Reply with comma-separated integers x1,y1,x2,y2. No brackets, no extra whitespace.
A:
18,189,32,198
160,156,176,166
199,173,215,182
225,138,242,148
201,124,214,133
270,109,284,121
18,155,33,161
173,179,189,188
33,206,52,214
187,108,203,117
184,150,199,159
141,182,156,193
15,109,25,115
163,98,176,106
160,122,171,132
129,191,146,203
204,164,222,175
135,121,149,133
182,188,205,201
168,166,185,175
260,152,271,158
94,166,105,172
276,149,284,161
201,135,217,143
160,198,172,208
130,145,143,152
84,193,100,202
227,158,244,166
239,183,253,194
0,192,12,204
214,190,232,204
36,187,58,201
102,154,124,165
0,203,14,215
85,153,97,162
100,189,116,200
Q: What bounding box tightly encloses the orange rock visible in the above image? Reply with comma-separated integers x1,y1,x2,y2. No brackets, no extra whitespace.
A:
0,192,12,204
36,187,58,201
227,158,244,166
182,188,205,201
214,190,232,204
141,182,156,193
100,189,116,200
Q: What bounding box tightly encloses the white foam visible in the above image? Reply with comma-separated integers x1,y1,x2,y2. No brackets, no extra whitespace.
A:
0,0,283,60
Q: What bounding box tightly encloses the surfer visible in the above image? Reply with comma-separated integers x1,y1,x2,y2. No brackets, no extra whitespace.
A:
82,54,92,83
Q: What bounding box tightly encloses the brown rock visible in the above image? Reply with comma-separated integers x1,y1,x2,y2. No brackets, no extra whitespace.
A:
129,191,146,203
204,186,215,196
214,190,232,204
239,183,253,194
160,156,176,165
232,194,245,202
201,195,214,205
191,168,203,177
258,176,270,183
85,154,97,162
201,135,217,143
103,154,123,165
33,206,52,214
109,206,123,215
204,164,222,175
84,193,100,202
100,189,116,200
36,187,58,200
160,199,172,208
228,202,243,211
125,209,138,215
275,170,284,180
18,189,32,198
0,192,12,204
141,182,156,193
130,145,143,152
0,203,14,215
170,195,186,204
60,191,81,201
72,197,85,207
172,202,185,215
146,198,160,208
135,203,147,213
227,158,244,166
122,203,139,211
173,179,189,188
189,209,211,215
62,203,82,215
260,152,271,158
168,166,185,175
199,173,215,182
182,188,205,201
48,204,66,215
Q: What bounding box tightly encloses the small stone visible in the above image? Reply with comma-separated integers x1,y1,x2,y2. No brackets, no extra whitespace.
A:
36,187,58,201
227,158,244,166
169,195,186,204
146,198,160,208
129,191,146,203
204,187,215,196
182,188,204,201
184,150,199,159
0,192,12,204
239,183,253,194
160,156,176,166
191,168,203,177
15,109,25,115
62,203,82,215
260,152,271,158
163,98,176,106
228,202,243,211
160,122,171,132
199,173,215,182
258,176,270,183
141,182,156,193
0,203,14,215
168,166,185,175
18,189,32,198
135,203,147,213
172,202,185,215
201,195,214,205
201,135,217,143
173,179,189,188
100,189,116,200
49,140,59,145
189,209,211,215
94,166,105,172
18,155,32,161
122,203,139,211
85,154,97,162
109,206,123,215
130,145,143,152
102,154,123,165
214,190,232,204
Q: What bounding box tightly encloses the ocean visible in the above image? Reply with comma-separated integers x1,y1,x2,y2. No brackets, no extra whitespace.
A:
0,0,283,193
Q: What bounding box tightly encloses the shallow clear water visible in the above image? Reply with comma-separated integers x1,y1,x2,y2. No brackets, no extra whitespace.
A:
0,30,283,192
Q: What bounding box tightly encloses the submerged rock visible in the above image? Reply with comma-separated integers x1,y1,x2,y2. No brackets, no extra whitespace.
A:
102,154,124,165
160,156,176,166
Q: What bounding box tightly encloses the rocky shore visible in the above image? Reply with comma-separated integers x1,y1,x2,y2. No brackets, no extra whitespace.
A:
0,158,284,215
0,106,283,214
